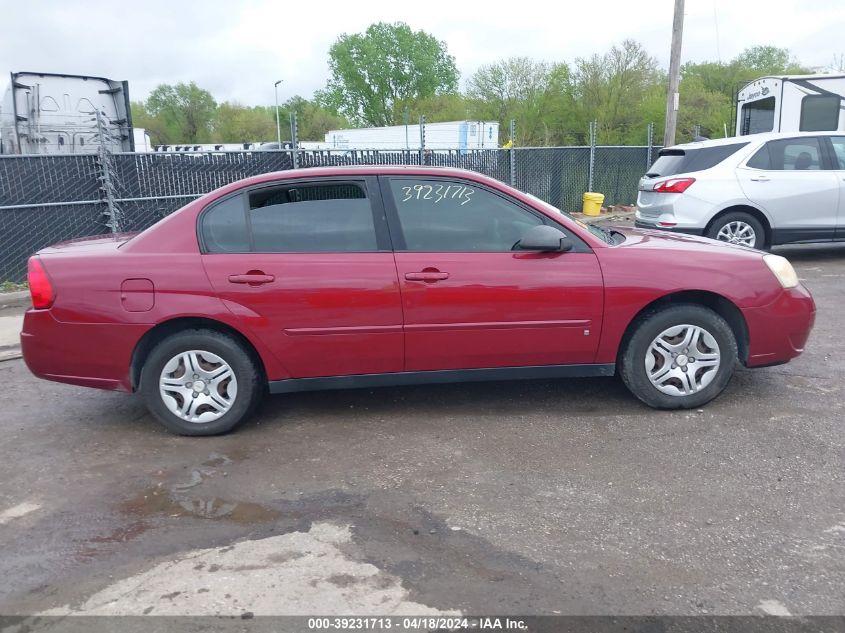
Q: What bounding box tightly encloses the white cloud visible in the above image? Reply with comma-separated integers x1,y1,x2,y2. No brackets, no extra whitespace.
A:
2,0,843,105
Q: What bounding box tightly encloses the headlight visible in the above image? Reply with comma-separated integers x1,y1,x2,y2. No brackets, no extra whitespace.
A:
763,254,798,289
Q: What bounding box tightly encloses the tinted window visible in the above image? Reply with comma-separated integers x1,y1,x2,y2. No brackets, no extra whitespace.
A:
740,97,776,135
390,179,544,252
248,183,377,252
646,143,749,177
800,95,841,132
830,137,845,169
746,137,823,171
202,195,250,253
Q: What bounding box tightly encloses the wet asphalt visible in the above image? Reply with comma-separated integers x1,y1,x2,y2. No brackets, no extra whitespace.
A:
0,243,843,617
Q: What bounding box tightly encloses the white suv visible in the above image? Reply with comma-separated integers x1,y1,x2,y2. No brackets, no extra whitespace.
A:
636,132,845,249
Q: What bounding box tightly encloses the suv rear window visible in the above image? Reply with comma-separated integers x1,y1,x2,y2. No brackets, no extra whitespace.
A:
646,143,749,177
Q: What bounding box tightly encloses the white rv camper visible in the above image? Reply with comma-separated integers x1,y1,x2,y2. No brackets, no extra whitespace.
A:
736,74,845,136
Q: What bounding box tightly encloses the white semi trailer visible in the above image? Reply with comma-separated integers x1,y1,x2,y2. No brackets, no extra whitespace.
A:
324,120,500,151
736,74,845,136
0,71,134,154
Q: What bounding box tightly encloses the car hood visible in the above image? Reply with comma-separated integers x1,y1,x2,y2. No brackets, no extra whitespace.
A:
607,225,759,255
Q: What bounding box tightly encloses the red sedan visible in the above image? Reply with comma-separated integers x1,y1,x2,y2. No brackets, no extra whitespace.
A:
21,167,815,435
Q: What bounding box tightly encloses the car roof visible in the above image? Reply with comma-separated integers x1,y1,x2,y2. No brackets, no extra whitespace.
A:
664,131,842,152
216,165,499,189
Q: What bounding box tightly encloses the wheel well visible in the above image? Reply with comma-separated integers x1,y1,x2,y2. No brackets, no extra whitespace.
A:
705,205,771,248
618,290,749,364
130,317,267,391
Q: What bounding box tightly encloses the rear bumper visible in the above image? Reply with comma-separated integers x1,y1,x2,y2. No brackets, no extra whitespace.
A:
21,309,147,392
742,285,816,368
634,220,706,236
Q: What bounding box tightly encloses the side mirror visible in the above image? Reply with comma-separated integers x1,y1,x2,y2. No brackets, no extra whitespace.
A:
516,225,573,252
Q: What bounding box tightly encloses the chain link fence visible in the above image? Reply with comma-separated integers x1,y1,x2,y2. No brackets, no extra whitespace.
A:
0,145,656,282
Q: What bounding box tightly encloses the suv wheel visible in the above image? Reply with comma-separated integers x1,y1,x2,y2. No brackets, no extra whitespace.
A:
140,329,263,436
620,304,738,409
707,212,765,249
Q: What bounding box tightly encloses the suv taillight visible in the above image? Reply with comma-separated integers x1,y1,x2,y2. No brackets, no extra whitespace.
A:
653,177,696,193
27,257,55,309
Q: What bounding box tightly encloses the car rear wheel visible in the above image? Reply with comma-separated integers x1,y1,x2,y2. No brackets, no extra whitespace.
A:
620,304,738,409
140,329,263,436
707,212,765,249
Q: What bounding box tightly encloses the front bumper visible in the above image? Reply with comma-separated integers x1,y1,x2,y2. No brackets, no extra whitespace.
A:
742,285,816,368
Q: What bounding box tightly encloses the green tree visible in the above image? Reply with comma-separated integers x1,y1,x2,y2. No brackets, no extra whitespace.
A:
570,40,661,144
213,103,276,143
145,82,217,143
317,22,459,127
466,58,570,145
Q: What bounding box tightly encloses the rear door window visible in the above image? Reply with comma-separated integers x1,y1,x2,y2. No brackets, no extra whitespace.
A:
248,182,378,252
646,143,749,177
746,137,824,171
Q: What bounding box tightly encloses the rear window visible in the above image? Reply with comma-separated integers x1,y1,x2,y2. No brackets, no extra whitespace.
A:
646,143,749,177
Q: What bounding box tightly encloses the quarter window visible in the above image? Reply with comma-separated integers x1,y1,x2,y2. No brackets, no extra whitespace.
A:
201,194,250,253
799,95,841,132
248,182,377,252
746,137,823,171
389,179,545,252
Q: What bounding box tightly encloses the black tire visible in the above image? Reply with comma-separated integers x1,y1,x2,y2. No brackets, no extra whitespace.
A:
140,329,263,436
706,212,766,249
619,304,738,410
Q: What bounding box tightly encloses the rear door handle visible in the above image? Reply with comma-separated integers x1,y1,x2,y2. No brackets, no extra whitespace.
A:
405,271,449,282
750,175,770,182
228,273,275,285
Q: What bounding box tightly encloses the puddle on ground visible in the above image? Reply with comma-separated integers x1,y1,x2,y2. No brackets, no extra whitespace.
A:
121,487,279,524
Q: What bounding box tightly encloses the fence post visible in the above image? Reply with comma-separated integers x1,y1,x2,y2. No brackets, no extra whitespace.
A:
95,110,122,235
588,120,596,192
418,115,426,164
289,111,299,169
509,119,516,188
646,122,654,169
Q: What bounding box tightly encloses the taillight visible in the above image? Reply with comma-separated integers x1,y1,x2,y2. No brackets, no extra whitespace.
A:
27,257,55,309
653,177,696,193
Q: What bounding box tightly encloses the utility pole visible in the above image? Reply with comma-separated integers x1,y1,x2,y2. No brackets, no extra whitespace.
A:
274,80,283,148
663,0,685,147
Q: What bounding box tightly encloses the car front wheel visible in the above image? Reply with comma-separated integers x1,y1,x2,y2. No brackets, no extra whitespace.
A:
140,329,263,435
620,304,738,409
707,212,765,249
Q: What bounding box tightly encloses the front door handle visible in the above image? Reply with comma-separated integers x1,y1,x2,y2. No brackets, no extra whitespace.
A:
750,175,770,182
405,270,449,282
228,272,275,285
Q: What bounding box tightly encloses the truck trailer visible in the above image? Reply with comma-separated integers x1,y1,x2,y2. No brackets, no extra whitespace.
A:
736,74,845,136
324,120,500,151
0,71,134,154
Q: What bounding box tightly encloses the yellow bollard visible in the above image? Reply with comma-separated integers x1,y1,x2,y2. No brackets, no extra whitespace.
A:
582,192,604,216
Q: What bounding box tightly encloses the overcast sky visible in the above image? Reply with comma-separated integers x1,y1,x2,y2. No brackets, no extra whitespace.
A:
2,0,844,106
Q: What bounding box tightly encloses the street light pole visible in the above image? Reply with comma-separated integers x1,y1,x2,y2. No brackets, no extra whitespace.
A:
274,80,283,148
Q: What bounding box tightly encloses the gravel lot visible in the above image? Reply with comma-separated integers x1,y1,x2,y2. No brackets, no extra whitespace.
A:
0,243,843,619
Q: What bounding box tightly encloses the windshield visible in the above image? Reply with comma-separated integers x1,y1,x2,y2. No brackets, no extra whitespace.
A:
525,193,615,244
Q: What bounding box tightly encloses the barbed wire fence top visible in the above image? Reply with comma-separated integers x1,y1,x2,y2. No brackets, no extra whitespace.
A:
0,144,656,282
